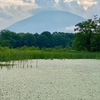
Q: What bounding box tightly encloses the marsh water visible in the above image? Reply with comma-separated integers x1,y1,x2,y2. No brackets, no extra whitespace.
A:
0,59,100,100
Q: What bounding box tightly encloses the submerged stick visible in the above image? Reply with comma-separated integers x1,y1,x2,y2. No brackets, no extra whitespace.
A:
36,60,38,68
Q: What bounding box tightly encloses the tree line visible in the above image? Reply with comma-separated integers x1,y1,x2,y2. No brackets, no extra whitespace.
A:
0,30,74,49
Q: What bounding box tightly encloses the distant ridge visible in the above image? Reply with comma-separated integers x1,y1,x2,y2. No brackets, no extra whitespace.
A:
7,11,85,33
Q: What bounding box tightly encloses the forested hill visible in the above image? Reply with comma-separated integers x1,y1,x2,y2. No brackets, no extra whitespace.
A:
0,30,74,49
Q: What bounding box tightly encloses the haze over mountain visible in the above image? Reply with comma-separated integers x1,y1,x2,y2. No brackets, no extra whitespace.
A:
7,11,85,33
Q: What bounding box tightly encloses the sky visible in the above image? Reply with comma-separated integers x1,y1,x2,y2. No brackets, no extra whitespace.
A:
0,0,100,30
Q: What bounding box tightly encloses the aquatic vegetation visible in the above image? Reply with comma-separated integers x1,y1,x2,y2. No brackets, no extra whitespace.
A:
0,47,100,62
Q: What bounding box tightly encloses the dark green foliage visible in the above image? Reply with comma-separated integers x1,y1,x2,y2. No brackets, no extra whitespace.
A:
0,30,74,49
73,17,100,52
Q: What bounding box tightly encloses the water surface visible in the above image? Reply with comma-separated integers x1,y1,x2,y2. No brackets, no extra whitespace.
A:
0,59,100,100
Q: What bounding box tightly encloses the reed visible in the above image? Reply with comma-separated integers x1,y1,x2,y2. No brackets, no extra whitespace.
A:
0,47,100,61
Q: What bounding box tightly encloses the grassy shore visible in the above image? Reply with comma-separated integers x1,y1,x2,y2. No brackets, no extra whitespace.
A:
0,46,100,61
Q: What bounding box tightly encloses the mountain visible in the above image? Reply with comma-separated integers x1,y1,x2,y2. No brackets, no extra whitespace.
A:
6,11,85,33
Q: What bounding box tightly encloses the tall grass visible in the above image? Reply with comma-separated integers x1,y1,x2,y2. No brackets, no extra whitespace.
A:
0,46,100,61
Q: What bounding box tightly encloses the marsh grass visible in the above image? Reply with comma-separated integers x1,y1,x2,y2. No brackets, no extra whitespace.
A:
0,47,100,62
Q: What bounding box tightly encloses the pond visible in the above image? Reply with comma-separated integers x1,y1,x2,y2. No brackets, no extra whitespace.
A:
0,59,100,100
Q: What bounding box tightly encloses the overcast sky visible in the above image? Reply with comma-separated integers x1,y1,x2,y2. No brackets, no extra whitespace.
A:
0,0,100,30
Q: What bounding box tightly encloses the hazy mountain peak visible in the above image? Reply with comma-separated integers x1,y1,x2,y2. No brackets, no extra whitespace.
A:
7,10,85,33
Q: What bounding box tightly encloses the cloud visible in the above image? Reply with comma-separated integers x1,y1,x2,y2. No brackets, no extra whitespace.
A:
22,0,35,3
0,0,38,9
55,0,85,18
0,0,39,30
64,0,97,10
54,0,99,19
0,6,13,20
65,26,75,33
35,0,56,9
79,0,97,10
86,4,100,18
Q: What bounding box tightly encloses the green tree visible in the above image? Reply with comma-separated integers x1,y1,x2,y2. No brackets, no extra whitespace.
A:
52,32,74,48
73,16,100,51
22,33,35,46
36,34,50,48
41,31,52,47
0,30,17,48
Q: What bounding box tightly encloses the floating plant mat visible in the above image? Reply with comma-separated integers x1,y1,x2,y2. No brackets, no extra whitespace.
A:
0,59,100,100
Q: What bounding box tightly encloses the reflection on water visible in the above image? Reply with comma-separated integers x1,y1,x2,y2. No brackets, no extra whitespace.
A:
0,59,100,100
